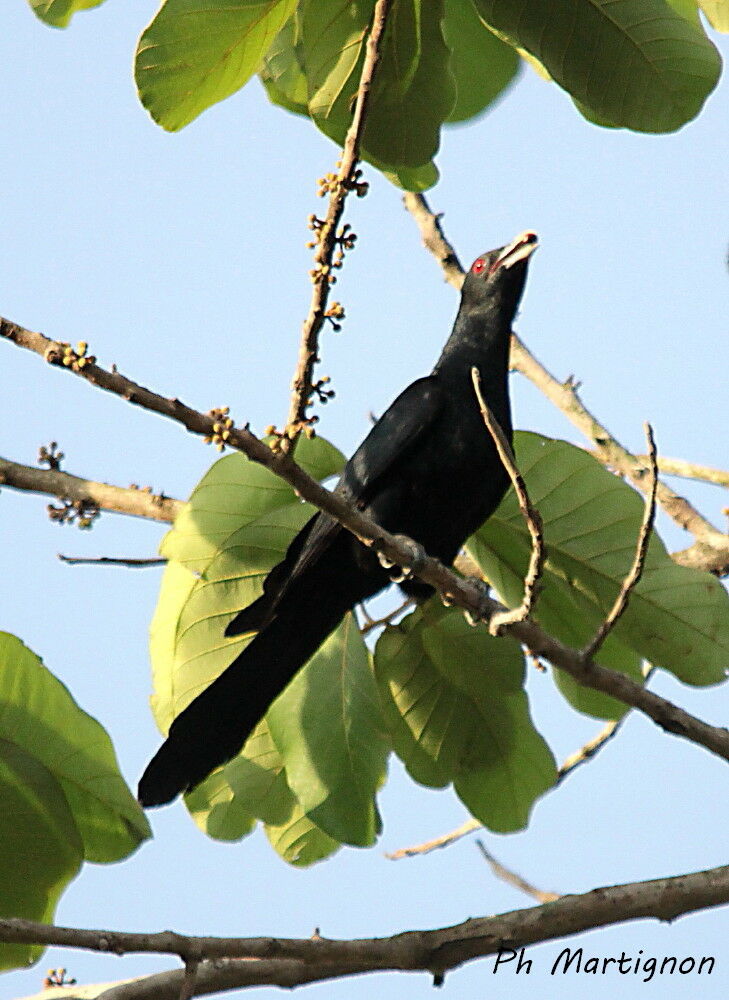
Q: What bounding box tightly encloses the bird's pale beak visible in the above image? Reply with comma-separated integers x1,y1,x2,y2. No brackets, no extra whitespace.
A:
489,231,539,275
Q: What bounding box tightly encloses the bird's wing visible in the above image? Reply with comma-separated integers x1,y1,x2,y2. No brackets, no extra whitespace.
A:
284,375,444,570
339,375,443,501
226,376,443,635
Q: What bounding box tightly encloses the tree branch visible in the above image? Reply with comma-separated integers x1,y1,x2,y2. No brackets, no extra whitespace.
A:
0,454,182,523
402,194,729,577
4,862,729,993
283,0,393,448
3,315,729,769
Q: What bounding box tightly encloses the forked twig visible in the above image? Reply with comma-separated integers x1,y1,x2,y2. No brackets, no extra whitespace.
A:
471,366,545,634
582,423,658,661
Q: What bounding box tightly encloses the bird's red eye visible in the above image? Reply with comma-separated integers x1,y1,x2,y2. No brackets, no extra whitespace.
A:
472,258,485,274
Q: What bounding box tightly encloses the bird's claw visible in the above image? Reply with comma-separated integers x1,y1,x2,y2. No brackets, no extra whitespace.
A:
379,536,426,583
463,579,491,627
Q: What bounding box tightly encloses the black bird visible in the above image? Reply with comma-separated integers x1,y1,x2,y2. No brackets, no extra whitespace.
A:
138,231,538,807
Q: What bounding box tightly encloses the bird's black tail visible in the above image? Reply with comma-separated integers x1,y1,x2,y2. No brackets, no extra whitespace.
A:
137,585,354,808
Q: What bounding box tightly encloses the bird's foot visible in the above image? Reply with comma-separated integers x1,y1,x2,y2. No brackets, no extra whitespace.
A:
463,579,491,627
385,536,427,583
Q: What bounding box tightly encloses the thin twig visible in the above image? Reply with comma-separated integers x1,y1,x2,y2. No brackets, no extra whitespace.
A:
385,818,481,859
58,555,166,568
389,668,655,859
3,318,729,767
283,0,394,449
402,195,729,577
475,839,560,903
359,596,415,636
471,366,545,634
582,423,658,661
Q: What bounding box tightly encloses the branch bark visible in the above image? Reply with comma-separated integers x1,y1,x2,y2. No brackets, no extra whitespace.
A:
4,862,729,995
2,315,729,769
0,455,182,523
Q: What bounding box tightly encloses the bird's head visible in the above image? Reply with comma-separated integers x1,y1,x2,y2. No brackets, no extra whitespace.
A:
461,231,538,318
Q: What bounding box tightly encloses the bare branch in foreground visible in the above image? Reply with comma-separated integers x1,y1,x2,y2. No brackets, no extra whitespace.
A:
3,315,729,769
402,194,729,577
471,366,545,633
583,423,658,661
475,839,560,904
0,454,182,523
4,862,729,995
283,0,393,448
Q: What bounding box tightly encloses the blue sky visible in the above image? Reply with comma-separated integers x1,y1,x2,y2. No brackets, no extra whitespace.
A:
1,4,729,999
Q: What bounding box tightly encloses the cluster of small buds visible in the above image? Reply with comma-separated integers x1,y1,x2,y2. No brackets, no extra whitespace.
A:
204,406,234,452
526,648,547,672
38,441,64,470
336,223,357,251
317,172,339,197
309,262,337,286
267,416,320,451
312,375,335,405
47,497,100,529
345,167,369,198
324,301,346,331
43,969,77,989
306,214,325,249
59,340,97,371
129,483,155,494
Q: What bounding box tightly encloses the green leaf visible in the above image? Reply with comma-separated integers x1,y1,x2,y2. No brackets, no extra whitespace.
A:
260,15,310,116
135,0,298,131
268,613,389,846
374,604,556,832
187,720,340,864
28,0,104,28
467,433,729,695
0,741,83,971
700,0,729,30
442,0,520,123
380,160,439,192
187,719,293,837
467,517,645,720
150,438,376,864
151,436,345,729
300,0,456,176
473,0,721,132
160,435,344,575
0,634,150,864
264,800,340,866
